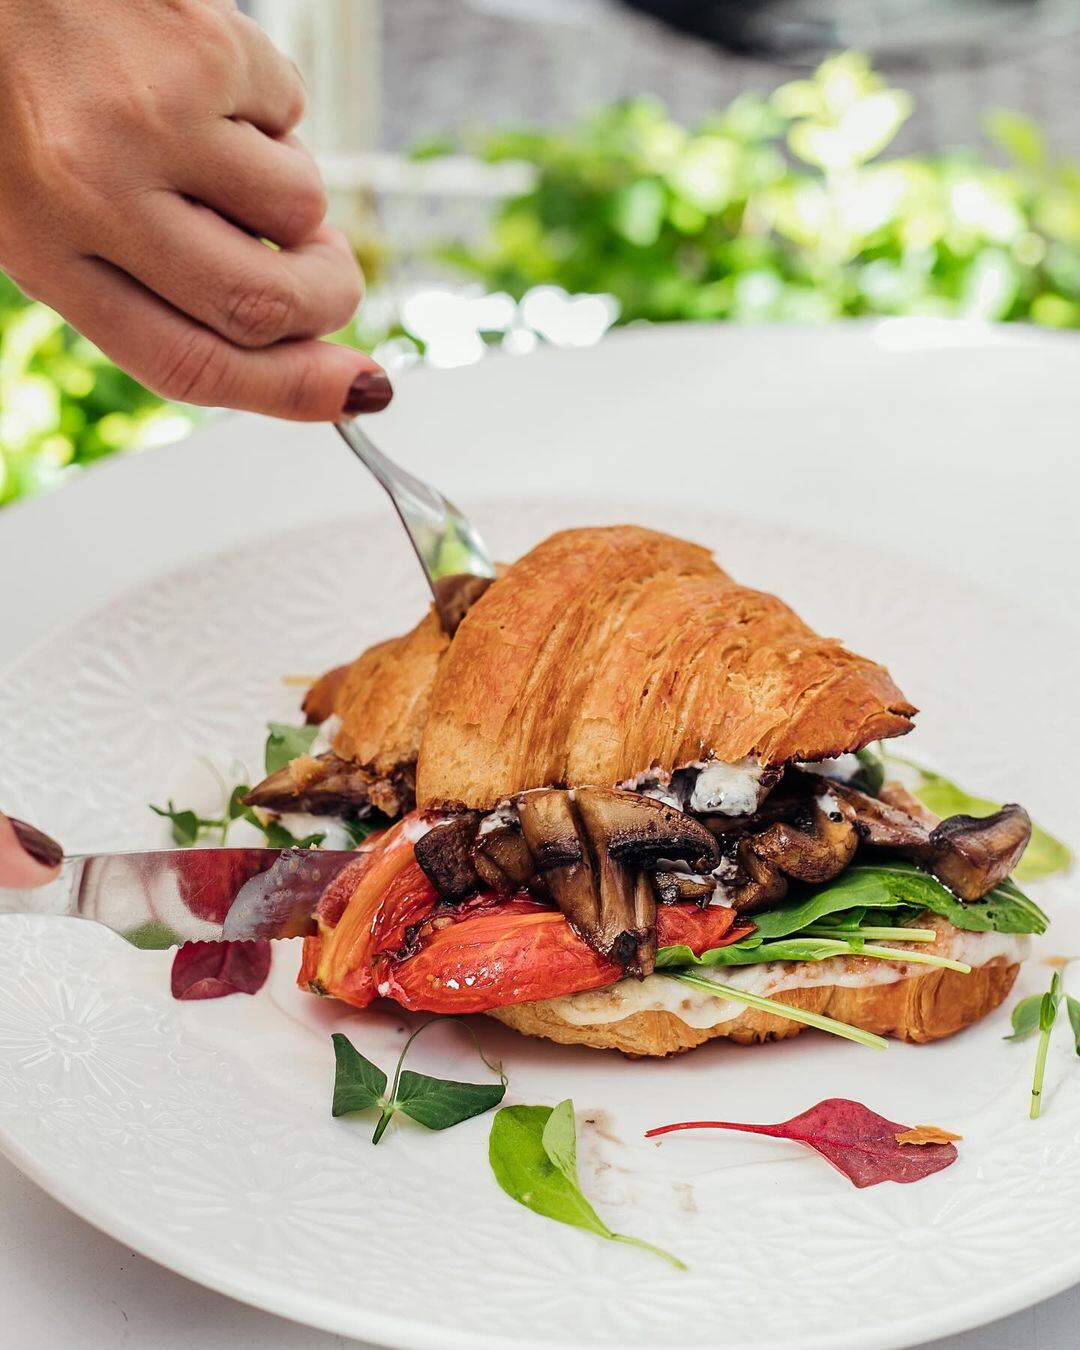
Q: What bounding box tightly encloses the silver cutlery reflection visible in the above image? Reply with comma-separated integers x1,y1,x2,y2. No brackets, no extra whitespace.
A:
0,848,361,949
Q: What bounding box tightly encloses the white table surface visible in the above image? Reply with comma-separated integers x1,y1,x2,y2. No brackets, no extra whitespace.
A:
2,322,1078,1350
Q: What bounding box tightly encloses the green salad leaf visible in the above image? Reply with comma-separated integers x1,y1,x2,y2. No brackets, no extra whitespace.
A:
851,747,886,795
489,1101,685,1269
883,754,1072,882
776,864,1048,936
265,721,320,776
332,1019,506,1145
1068,995,1080,1057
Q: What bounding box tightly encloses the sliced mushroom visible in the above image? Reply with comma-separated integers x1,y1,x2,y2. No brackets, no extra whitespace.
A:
829,781,931,852
471,820,538,894
413,814,482,901
927,804,1032,901
651,872,716,905
573,787,719,871
831,781,1031,901
729,840,789,913
574,790,658,976
516,787,715,976
747,797,859,884
877,779,940,829
517,789,601,946
244,753,415,818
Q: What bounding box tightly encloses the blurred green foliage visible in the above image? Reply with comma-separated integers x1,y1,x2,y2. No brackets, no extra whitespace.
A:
428,51,1080,327
0,272,196,507
4,52,1080,509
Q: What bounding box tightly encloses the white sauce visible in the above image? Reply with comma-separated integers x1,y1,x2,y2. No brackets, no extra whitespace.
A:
689,757,767,815
800,753,861,783
478,804,518,837
540,928,1030,1030
618,769,682,810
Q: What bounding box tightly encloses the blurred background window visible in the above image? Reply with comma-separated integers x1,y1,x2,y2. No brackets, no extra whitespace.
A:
3,0,1080,506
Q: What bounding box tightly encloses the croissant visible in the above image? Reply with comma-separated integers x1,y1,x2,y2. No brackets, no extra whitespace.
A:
327,525,916,809
253,524,1041,1059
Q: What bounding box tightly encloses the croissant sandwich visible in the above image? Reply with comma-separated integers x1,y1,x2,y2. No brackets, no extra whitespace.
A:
248,526,1045,1056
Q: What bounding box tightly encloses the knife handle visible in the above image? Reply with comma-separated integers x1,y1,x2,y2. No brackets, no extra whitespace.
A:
0,858,83,919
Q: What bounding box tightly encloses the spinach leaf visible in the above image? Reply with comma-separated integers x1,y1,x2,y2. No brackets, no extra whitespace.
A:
778,864,1047,936
540,1098,579,1182
265,721,320,776
885,756,1071,882
489,1102,685,1269
331,1019,505,1145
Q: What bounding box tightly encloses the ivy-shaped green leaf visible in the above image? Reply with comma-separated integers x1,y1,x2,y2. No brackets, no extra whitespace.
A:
331,1020,505,1145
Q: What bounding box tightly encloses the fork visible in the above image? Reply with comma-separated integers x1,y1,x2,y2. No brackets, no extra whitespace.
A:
335,419,495,633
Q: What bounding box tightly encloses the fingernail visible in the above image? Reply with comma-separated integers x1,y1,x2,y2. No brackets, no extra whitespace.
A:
9,818,63,868
342,370,393,416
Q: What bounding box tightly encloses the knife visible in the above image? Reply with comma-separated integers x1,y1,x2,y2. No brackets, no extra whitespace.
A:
0,847,361,948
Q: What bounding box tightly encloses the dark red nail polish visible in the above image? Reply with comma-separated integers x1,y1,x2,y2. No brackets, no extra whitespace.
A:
342,370,393,415
9,817,63,868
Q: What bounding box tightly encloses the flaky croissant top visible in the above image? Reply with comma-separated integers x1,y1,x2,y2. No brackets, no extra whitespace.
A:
328,526,916,811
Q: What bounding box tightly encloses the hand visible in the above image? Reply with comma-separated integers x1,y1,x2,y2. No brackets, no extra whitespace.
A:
0,814,63,888
0,0,391,421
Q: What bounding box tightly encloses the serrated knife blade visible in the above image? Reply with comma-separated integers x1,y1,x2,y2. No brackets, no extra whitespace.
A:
0,848,361,948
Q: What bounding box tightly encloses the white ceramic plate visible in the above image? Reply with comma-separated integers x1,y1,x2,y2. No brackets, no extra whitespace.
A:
2,325,1080,1350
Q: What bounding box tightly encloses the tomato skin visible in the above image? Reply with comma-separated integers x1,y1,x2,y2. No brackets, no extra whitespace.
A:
655,904,754,951
305,815,434,1007
375,904,622,1014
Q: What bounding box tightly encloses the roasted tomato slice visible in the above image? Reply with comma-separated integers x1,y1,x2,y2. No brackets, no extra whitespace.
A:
376,898,755,1015
304,815,438,1007
655,903,754,952
375,901,622,1014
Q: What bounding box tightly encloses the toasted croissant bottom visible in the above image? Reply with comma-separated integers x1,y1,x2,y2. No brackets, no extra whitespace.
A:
486,956,1018,1057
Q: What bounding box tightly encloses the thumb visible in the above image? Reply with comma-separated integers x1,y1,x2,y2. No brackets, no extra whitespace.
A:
0,813,63,888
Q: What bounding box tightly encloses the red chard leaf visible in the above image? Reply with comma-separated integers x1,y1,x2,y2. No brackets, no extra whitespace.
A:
171,940,272,1001
646,1097,959,1188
